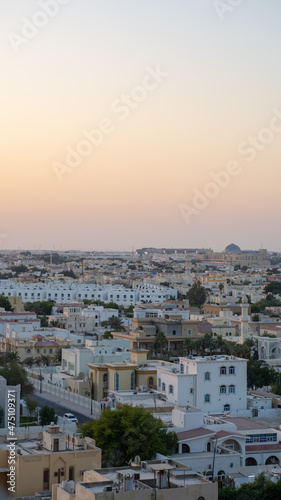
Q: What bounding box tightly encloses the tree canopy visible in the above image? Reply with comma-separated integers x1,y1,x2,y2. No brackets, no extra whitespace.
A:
186,281,207,306
219,472,281,500
24,300,55,316
80,405,178,467
39,405,58,426
0,362,34,396
264,282,281,295
247,360,277,390
0,296,13,311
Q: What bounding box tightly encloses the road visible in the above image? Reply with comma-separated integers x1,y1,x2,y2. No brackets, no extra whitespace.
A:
30,394,94,424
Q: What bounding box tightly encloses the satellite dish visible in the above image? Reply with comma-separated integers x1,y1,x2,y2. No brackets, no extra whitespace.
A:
78,372,85,379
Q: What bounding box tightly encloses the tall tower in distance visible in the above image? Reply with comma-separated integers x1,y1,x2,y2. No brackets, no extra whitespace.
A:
240,292,249,343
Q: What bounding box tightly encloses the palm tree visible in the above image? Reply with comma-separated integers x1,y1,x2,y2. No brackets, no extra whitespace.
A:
24,356,35,369
153,332,168,358
6,351,20,363
108,316,125,331
39,354,50,366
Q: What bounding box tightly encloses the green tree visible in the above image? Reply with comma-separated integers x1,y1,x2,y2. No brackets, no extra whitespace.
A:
39,405,58,426
107,316,125,331
103,330,113,339
218,283,224,292
24,357,35,368
6,351,21,363
247,360,277,390
25,396,38,419
152,332,168,357
80,405,178,467
0,362,34,396
24,300,54,316
0,296,13,311
186,282,207,306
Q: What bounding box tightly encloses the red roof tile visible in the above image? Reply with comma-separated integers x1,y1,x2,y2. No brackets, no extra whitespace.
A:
177,428,215,441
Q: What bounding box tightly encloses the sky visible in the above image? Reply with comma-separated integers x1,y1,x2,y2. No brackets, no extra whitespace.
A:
1,0,281,252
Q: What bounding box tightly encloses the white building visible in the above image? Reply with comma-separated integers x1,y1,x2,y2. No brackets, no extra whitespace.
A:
0,280,177,305
0,376,20,428
157,355,247,414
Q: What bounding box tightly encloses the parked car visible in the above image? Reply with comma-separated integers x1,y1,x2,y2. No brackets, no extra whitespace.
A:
63,412,78,424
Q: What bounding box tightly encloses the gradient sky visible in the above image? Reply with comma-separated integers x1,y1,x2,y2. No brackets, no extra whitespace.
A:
1,0,281,252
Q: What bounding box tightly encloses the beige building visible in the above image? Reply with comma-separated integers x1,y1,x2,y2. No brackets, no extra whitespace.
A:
7,296,24,312
88,350,159,401
0,334,73,364
52,460,218,500
0,424,101,497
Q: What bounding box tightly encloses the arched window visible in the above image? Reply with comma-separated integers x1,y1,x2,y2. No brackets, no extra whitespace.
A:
265,456,280,465
148,377,153,388
49,349,52,354
229,385,235,394
220,366,226,375
205,394,210,403
217,470,225,480
220,385,226,394
182,443,190,453
246,457,257,466
103,373,108,383
69,466,74,481
229,366,235,375
207,442,211,452
130,371,134,390
205,372,210,381
224,404,230,412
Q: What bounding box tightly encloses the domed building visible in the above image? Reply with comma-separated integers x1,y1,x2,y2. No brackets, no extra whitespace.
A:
225,243,241,253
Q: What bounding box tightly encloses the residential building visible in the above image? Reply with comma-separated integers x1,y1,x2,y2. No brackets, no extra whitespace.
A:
157,355,247,414
52,459,218,500
0,424,101,497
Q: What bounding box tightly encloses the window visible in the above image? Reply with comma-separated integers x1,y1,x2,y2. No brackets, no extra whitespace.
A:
158,378,161,388
220,366,226,375
204,394,210,403
220,385,226,394
224,404,230,412
131,371,134,390
229,366,235,375
173,330,176,335
217,470,225,480
205,372,210,381
43,469,49,487
180,364,184,374
162,382,166,391
49,349,52,353
114,372,119,391
148,377,153,388
229,385,235,394
182,443,190,453
69,467,74,481
169,385,174,394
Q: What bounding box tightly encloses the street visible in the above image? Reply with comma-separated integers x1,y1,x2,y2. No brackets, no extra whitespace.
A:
30,393,94,424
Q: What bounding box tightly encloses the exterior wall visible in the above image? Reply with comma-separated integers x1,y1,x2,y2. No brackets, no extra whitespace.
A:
107,365,135,392
0,377,20,428
13,447,101,497
158,356,247,414
0,281,177,306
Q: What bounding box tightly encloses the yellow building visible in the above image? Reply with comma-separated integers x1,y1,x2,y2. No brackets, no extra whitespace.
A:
0,424,101,497
0,335,73,364
7,296,24,312
87,350,158,401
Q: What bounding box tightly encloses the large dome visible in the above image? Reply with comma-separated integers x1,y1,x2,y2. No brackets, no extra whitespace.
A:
225,243,241,252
